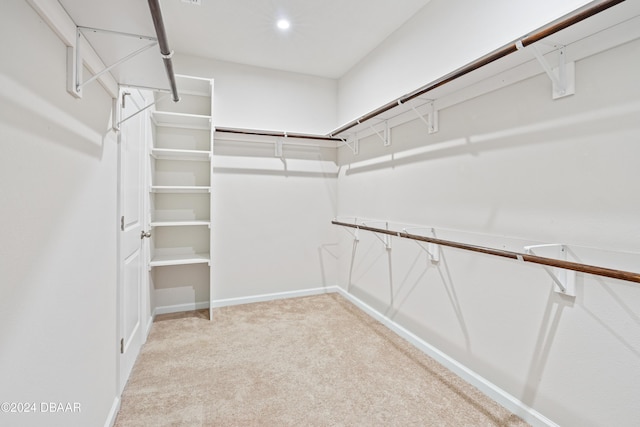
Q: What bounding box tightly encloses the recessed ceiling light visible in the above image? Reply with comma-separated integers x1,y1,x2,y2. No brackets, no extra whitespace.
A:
277,19,291,31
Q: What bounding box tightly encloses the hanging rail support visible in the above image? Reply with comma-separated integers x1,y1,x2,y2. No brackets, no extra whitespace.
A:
524,244,576,296
404,227,440,263
117,93,169,129
336,218,359,241
77,26,158,41
516,41,575,99
79,41,158,90
111,98,119,132
67,28,82,98
340,136,359,155
408,100,439,134
367,120,391,147
275,136,284,158
362,221,392,249
68,27,159,97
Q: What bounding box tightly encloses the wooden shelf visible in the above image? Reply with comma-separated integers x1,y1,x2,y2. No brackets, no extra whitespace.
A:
150,186,210,194
150,220,210,227
150,253,210,267
151,148,211,161
151,111,211,130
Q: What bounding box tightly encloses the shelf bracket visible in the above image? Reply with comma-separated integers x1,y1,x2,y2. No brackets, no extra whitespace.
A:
524,243,576,297
341,136,359,155
336,218,359,241
68,26,158,98
368,120,391,147
67,28,83,98
111,98,119,132
362,221,391,249
275,136,284,158
116,93,169,130
516,41,575,99
404,227,440,263
408,100,439,134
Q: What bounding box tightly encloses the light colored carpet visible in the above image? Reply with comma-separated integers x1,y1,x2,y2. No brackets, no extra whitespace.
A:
115,294,529,426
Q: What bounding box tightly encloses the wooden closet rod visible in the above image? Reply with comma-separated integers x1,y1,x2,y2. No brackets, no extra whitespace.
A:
329,0,626,137
148,0,180,102
332,220,640,284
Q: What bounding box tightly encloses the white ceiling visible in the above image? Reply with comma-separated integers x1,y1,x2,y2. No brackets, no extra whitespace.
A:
58,0,432,79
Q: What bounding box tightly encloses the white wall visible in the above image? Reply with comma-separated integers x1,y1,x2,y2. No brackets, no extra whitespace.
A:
336,37,640,426
163,55,341,304
337,0,592,125
174,54,338,134
0,2,118,426
211,137,339,301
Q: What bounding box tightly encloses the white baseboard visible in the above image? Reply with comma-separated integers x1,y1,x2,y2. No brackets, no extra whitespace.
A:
153,288,339,316
211,286,338,308
154,301,210,316
144,314,154,341
104,396,120,427
334,287,557,427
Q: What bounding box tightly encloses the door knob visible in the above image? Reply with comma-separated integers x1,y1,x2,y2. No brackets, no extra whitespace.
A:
141,231,152,239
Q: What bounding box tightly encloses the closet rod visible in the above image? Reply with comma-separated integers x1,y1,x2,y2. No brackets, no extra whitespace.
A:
216,127,343,142
148,0,179,102
329,0,625,137
332,220,640,284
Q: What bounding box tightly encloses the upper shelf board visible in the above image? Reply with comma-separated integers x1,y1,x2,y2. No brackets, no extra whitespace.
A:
151,111,211,130
151,148,211,161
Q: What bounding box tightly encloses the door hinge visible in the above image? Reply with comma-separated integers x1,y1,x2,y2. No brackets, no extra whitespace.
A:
121,216,125,231
120,338,124,354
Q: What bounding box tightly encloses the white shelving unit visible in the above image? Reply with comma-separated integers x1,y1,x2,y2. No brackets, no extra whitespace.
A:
149,74,214,319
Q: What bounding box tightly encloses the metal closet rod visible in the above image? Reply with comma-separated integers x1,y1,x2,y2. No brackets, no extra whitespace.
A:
329,0,626,136
148,0,180,102
332,220,640,284
215,127,343,142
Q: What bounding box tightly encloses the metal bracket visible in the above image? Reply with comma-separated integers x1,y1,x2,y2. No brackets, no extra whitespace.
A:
117,93,169,129
67,28,83,98
336,218,359,241
341,136,359,155
408,100,439,134
516,41,575,99
275,136,284,157
68,26,158,98
524,244,576,297
368,120,391,147
362,221,391,249
403,227,440,263
112,98,120,132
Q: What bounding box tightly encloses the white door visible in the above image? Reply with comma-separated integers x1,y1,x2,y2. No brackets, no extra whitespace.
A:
117,89,148,393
